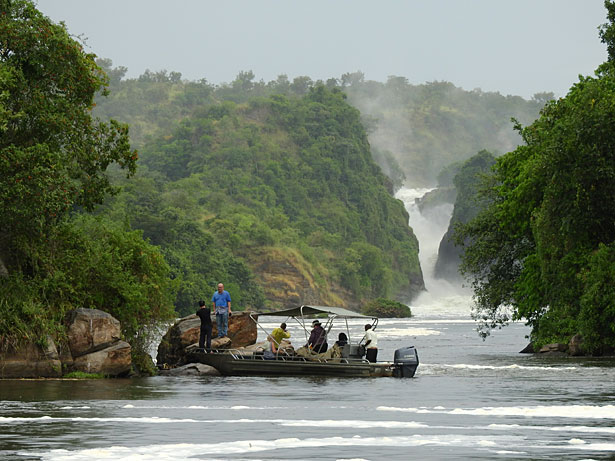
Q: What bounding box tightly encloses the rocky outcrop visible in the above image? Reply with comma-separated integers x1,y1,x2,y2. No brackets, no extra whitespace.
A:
568,334,585,356
538,343,568,355
72,340,132,376
64,308,131,376
0,336,62,378
156,311,258,367
0,308,131,378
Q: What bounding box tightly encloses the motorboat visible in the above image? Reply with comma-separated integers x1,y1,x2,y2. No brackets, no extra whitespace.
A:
187,305,419,378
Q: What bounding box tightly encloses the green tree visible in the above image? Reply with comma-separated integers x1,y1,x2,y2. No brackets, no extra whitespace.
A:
0,0,136,271
456,1,615,351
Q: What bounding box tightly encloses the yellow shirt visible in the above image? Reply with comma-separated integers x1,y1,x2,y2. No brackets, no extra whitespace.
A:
270,327,291,346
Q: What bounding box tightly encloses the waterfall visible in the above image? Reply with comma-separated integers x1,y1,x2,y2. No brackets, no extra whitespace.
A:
395,187,472,318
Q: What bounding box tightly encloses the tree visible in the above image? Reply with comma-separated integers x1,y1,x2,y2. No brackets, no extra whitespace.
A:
456,2,615,351
0,0,136,270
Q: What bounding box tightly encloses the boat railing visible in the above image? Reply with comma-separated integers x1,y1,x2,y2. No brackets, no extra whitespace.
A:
221,348,371,365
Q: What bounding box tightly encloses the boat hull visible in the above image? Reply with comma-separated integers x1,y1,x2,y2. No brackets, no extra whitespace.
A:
186,351,408,378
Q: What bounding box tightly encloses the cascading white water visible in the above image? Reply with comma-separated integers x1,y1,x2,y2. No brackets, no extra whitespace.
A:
395,187,472,318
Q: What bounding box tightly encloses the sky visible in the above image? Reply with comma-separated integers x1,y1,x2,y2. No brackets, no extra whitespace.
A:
35,0,608,99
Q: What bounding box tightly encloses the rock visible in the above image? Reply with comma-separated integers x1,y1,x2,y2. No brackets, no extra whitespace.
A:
158,363,221,376
219,312,258,347
0,336,62,378
519,343,535,354
568,334,585,356
66,308,121,357
72,340,132,376
538,343,568,354
157,311,258,367
185,337,232,355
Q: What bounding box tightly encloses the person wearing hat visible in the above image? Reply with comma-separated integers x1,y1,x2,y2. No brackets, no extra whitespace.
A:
364,324,378,362
306,319,328,353
270,322,291,348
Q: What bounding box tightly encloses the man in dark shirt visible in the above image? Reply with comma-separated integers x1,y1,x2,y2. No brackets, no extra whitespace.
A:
196,300,212,352
307,320,328,353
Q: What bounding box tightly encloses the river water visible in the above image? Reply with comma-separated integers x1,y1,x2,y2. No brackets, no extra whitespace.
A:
2,188,615,460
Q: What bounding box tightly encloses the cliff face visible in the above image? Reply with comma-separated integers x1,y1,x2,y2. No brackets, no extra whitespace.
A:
434,151,496,282
249,247,350,309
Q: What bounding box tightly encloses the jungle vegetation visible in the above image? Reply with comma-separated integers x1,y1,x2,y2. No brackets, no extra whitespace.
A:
0,0,176,364
456,0,615,354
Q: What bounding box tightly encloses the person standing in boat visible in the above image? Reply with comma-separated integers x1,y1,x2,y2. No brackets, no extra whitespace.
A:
212,283,232,338
364,324,378,362
271,323,291,348
196,300,212,352
307,320,328,353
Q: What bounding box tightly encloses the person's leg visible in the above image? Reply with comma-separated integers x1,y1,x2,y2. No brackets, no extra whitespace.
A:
199,328,205,349
366,348,377,363
205,325,212,351
222,313,229,336
216,314,223,337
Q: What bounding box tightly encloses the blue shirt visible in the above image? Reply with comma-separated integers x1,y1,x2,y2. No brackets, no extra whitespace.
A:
212,290,231,314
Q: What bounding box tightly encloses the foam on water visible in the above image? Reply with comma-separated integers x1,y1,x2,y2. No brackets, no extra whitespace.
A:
28,433,527,460
378,404,615,419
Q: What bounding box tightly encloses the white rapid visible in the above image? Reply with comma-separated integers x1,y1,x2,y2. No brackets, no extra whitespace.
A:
395,186,472,319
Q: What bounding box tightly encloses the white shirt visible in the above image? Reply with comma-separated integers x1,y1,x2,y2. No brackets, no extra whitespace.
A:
364,329,378,348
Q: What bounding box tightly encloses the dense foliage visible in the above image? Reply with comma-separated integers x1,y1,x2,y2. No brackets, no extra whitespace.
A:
0,1,175,357
100,85,423,313
456,1,615,353
361,298,412,318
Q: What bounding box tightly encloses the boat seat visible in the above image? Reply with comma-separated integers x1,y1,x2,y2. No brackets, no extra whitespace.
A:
343,344,364,359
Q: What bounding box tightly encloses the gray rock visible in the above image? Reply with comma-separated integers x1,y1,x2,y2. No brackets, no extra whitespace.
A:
66,308,121,357
159,363,221,376
0,336,62,378
72,340,132,376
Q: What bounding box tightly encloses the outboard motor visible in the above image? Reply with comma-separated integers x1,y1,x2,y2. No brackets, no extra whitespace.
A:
393,346,419,378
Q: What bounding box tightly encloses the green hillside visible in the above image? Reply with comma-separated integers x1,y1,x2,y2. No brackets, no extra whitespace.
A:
98,85,424,314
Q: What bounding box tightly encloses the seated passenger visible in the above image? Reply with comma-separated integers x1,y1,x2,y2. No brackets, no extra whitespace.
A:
306,320,328,353
270,322,291,348
335,332,348,347
264,335,278,360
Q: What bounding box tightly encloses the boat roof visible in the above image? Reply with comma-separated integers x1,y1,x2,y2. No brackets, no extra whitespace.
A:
258,305,371,319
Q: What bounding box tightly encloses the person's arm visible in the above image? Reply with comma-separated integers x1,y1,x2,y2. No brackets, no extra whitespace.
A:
226,292,232,315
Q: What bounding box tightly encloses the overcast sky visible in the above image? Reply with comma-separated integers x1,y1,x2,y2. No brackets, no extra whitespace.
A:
36,0,608,99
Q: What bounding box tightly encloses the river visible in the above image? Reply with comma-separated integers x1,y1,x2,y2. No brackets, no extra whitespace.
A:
2,187,615,460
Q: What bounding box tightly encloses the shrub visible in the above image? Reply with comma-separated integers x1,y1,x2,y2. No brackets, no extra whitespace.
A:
361,298,412,318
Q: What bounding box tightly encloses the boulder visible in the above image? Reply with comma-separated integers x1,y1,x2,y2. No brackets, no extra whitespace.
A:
568,334,585,356
519,343,535,354
158,363,221,376
157,311,258,367
538,343,568,354
220,312,258,346
0,336,62,378
185,337,232,355
72,340,132,376
66,308,121,357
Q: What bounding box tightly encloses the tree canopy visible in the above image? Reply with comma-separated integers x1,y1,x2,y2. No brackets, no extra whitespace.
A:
456,1,615,353
0,1,174,362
